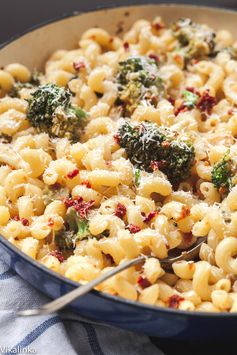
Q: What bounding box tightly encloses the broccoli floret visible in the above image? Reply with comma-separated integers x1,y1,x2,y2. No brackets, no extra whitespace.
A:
27,84,87,141
172,18,216,62
117,121,195,183
116,56,164,116
55,207,91,250
211,152,235,193
183,90,199,108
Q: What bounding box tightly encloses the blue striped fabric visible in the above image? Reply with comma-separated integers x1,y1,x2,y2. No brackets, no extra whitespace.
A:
5,317,61,355
0,259,163,355
82,323,105,355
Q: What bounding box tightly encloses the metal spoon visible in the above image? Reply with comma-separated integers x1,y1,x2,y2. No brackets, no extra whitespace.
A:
17,237,206,317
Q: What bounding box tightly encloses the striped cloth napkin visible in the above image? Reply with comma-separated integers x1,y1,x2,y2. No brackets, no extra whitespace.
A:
0,259,163,355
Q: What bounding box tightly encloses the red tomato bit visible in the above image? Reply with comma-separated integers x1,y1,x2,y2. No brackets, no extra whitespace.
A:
74,199,95,218
81,180,92,188
168,294,184,309
67,169,79,179
64,197,76,208
123,42,129,51
143,211,158,223
152,22,165,31
148,53,160,63
73,61,86,72
174,103,188,116
49,250,65,263
21,218,29,226
115,203,127,219
128,224,141,234
150,160,159,171
137,276,151,289
167,96,175,105
150,160,167,171
64,196,95,218
197,90,217,114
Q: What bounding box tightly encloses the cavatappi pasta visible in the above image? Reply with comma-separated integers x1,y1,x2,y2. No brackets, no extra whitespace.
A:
2,16,237,312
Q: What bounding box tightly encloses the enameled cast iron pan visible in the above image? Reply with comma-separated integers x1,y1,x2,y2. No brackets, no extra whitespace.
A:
1,3,237,339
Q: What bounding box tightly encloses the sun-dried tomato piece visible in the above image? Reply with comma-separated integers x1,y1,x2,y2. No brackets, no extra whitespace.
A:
185,86,200,95
174,103,188,116
150,160,167,171
168,294,184,309
64,196,95,218
49,250,65,263
143,211,158,223
152,22,165,31
148,53,160,63
81,180,92,188
115,203,127,219
197,90,217,114
21,218,29,226
128,224,141,234
167,96,175,106
123,42,129,51
137,276,151,289
73,61,86,72
64,197,75,209
74,199,95,219
67,169,79,179
150,160,159,171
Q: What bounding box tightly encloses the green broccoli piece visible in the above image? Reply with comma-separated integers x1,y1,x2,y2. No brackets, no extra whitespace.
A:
116,56,164,116
183,90,199,108
172,18,216,62
117,121,195,183
55,207,91,251
211,152,235,193
134,168,141,187
27,83,87,141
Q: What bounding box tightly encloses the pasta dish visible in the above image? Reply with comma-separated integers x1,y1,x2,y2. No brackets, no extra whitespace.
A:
1,16,237,312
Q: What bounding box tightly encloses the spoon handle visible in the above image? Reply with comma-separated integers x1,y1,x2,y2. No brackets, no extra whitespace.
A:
17,255,145,317
16,237,206,316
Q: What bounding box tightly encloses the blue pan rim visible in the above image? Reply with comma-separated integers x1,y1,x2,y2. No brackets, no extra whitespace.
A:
0,2,237,50
0,234,235,318
0,2,237,319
